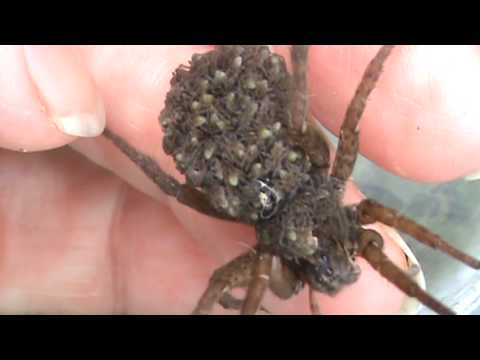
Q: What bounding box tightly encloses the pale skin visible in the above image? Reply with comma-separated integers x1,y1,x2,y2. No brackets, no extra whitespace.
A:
0,45,479,314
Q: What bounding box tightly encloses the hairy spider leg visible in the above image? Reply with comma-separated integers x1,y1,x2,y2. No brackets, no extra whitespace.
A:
240,252,273,314
193,249,303,314
218,292,271,314
357,229,455,315
288,46,331,172
354,198,480,314
331,45,395,187
290,45,310,135
308,286,321,315
357,199,480,269
192,250,262,315
103,128,234,222
239,252,306,314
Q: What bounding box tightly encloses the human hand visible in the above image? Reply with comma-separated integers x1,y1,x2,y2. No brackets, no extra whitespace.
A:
1,45,478,314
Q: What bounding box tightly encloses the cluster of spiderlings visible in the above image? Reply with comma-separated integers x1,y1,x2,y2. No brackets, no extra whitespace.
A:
160,45,312,223
257,173,358,262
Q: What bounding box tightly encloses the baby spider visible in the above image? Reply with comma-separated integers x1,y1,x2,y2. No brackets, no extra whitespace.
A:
104,45,480,315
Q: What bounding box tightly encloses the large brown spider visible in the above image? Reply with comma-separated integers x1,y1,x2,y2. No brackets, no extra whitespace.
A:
103,45,480,315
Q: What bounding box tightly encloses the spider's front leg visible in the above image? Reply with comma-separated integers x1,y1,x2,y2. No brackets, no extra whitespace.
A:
356,199,480,269
352,199,480,314
103,128,234,222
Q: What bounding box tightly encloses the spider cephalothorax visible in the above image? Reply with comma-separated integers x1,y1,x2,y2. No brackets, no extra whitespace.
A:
256,171,362,293
104,45,480,315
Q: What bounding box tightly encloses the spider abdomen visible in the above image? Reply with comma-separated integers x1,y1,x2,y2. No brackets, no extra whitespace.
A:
160,45,312,223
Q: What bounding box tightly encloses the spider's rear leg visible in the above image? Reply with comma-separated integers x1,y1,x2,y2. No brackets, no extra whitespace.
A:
331,45,395,186
356,199,480,269
103,128,234,222
358,228,455,315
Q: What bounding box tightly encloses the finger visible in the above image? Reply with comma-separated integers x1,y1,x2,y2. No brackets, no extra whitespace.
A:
0,46,105,152
72,45,213,202
0,148,119,313
0,147,255,314
0,147,207,314
305,45,480,182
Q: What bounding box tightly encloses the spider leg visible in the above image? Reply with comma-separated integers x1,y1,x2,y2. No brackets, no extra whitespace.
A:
241,252,273,314
358,228,455,315
269,255,304,300
103,128,234,222
331,45,395,185
289,45,331,172
356,199,480,269
308,286,321,315
195,252,299,315
218,292,244,310
218,292,271,314
293,116,332,173
290,45,310,135
192,250,264,315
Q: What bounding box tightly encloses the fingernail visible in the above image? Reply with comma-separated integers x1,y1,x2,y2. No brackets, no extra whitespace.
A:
51,98,105,137
392,232,426,315
465,169,480,182
24,45,105,138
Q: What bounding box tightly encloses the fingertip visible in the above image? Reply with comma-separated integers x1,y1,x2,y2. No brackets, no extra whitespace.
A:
308,45,480,182
0,46,106,152
24,46,106,138
0,46,65,151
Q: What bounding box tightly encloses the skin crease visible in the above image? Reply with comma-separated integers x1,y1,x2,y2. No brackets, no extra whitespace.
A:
0,45,478,314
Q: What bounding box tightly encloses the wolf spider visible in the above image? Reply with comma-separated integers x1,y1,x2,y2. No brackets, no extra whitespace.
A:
103,45,480,315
